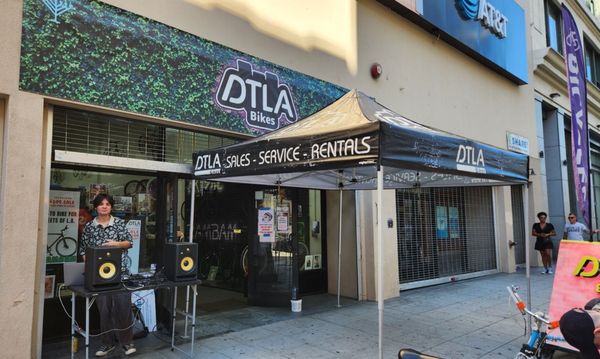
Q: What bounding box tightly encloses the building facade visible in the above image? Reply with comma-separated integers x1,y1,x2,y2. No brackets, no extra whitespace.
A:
531,0,600,248
0,0,540,357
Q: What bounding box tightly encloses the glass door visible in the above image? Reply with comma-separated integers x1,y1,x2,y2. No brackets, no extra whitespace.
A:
248,188,297,306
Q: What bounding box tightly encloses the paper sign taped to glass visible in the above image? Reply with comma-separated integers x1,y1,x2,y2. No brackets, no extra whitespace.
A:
258,207,274,242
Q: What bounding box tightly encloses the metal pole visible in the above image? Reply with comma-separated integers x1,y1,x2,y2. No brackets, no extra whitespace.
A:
171,287,178,350
524,183,532,332
183,179,196,338
189,179,196,243
337,187,343,308
377,169,384,359
71,291,75,359
85,297,90,359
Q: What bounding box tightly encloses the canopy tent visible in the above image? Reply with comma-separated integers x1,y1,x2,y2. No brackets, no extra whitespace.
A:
191,89,529,359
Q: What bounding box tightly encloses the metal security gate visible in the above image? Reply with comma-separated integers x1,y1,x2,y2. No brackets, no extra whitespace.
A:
396,187,496,286
511,185,526,265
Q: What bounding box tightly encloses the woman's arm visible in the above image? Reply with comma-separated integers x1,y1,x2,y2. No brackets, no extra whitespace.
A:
103,239,132,249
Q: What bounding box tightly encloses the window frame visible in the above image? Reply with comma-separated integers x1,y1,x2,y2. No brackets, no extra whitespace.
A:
544,0,564,54
584,37,600,88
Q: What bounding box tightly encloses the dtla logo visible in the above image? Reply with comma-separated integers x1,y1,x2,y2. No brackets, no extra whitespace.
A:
216,59,298,131
456,144,486,174
456,0,508,38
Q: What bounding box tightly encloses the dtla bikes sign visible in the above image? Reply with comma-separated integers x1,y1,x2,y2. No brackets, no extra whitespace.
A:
216,59,298,131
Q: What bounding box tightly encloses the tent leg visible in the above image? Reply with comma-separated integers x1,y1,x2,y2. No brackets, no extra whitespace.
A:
377,169,383,359
523,183,531,332
337,188,343,308
183,179,197,338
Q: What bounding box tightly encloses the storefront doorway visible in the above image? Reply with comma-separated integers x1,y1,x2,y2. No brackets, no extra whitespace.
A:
181,183,327,306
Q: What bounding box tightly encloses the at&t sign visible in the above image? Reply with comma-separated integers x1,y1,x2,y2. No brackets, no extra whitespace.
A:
457,0,508,38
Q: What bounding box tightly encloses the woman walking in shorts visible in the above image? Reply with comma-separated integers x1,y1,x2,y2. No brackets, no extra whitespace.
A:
531,211,556,274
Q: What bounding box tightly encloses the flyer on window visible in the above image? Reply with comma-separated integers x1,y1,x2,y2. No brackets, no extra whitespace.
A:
258,207,274,242
126,219,142,274
47,190,80,263
435,206,448,239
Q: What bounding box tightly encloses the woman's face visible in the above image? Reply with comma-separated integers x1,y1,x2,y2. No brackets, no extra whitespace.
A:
538,214,546,223
96,199,112,216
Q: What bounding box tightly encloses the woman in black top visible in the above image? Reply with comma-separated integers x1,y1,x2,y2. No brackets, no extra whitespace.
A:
531,211,556,274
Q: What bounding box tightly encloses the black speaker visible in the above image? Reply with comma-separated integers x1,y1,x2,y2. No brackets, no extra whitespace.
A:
85,246,123,291
164,242,198,282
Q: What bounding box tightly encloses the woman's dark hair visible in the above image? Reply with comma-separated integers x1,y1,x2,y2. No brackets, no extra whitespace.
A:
537,212,547,218
92,193,114,208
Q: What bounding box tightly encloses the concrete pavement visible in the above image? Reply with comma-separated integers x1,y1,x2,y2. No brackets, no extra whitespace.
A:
46,269,581,358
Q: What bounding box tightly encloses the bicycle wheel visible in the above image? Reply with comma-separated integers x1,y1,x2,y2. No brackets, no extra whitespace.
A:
56,237,78,257
124,180,145,196
538,347,554,359
514,352,533,359
241,245,249,277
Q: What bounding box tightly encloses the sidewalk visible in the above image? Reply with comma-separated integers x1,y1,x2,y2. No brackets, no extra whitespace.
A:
47,269,579,358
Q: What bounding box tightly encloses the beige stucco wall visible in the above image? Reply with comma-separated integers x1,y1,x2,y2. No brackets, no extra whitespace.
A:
0,1,49,359
0,0,542,356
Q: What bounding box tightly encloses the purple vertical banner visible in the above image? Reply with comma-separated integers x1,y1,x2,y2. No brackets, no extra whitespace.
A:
561,5,592,229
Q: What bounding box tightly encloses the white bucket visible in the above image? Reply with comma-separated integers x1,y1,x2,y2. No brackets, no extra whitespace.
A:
291,299,302,312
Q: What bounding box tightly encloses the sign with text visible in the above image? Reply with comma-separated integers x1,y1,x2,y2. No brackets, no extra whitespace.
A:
47,190,80,263
126,219,142,274
193,133,377,177
258,207,274,243
20,0,345,135
395,0,528,84
506,132,529,155
547,241,600,354
562,5,592,230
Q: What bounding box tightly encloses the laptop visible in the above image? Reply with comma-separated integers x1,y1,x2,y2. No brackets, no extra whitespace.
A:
63,262,85,287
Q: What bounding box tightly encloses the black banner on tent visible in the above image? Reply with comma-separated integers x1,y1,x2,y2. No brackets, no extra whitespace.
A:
193,129,379,178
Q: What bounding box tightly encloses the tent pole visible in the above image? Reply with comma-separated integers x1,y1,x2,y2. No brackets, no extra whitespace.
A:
183,179,196,338
523,183,531,332
377,169,384,359
189,179,196,244
337,186,343,308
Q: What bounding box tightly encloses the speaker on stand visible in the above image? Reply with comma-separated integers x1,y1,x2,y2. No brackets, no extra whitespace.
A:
164,242,198,281
85,246,123,291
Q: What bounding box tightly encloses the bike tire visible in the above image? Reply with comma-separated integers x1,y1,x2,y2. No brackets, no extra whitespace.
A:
241,245,249,277
514,353,531,359
56,237,78,257
124,180,145,196
538,347,554,359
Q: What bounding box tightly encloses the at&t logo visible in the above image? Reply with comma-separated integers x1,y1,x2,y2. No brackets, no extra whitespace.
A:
457,0,508,38
216,59,298,131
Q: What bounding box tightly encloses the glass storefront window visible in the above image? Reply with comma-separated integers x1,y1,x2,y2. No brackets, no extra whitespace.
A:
305,189,323,271
47,167,158,272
